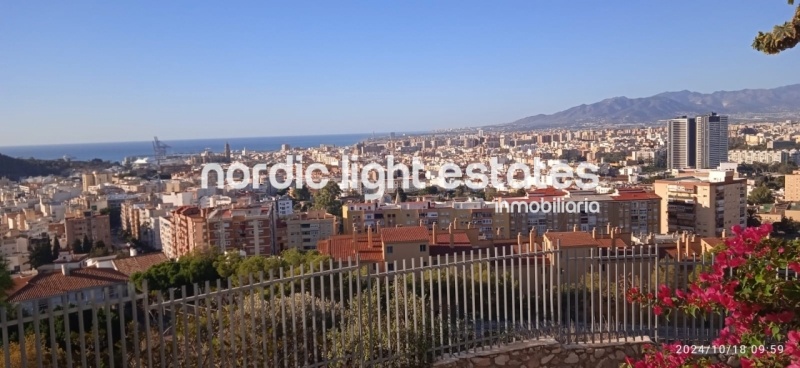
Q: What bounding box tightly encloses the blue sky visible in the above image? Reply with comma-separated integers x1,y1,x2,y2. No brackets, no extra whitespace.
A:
1,1,799,146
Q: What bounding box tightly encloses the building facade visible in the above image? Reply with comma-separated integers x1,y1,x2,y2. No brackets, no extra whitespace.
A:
284,210,336,250
64,212,112,249
654,170,746,237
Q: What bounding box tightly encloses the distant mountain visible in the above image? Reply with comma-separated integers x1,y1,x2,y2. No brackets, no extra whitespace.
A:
500,84,800,129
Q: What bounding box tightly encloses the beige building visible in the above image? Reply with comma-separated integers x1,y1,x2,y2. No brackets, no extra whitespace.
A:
64,212,112,250
654,170,746,237
81,172,113,192
784,171,800,202
342,188,660,242
285,210,336,250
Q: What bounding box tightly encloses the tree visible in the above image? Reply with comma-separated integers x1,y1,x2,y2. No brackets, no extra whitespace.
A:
0,256,13,303
395,187,408,202
313,181,343,217
747,185,775,205
421,185,439,195
292,184,311,201
51,236,61,261
71,239,82,253
81,235,92,254
88,241,110,257
747,208,762,228
753,0,800,54
28,236,56,269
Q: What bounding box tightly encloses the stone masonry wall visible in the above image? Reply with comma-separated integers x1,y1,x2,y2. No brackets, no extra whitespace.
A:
433,338,650,368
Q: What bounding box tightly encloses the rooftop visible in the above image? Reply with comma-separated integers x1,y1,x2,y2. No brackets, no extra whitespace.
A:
8,268,129,303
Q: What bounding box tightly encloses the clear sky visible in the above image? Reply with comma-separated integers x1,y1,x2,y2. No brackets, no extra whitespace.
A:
2,1,799,146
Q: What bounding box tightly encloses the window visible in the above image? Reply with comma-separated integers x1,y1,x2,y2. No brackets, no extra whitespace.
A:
386,246,393,254
387,263,395,271
419,244,426,252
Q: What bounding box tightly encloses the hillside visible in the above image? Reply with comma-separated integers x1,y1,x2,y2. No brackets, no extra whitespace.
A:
500,83,800,129
0,153,72,180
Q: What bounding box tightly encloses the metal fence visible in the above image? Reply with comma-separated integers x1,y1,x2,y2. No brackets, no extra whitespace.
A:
0,243,779,368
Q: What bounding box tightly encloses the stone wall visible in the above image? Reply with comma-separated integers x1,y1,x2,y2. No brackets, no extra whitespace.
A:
433,338,650,368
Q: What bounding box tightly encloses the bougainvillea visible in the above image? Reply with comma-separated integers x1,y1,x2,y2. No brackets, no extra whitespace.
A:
624,224,800,368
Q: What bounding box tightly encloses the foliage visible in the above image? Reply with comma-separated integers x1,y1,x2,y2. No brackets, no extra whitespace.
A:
625,224,800,367
51,237,60,261
596,151,628,164
88,241,111,258
738,162,798,176
326,283,443,368
0,256,12,303
313,181,343,217
395,187,408,202
292,184,311,201
131,247,221,293
0,333,66,368
80,235,92,254
419,186,439,195
771,216,800,235
134,248,332,292
747,185,775,205
27,235,56,269
747,208,762,228
753,0,800,54
126,292,344,368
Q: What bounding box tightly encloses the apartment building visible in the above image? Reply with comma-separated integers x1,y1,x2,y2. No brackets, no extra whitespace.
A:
667,117,696,170
654,170,746,237
64,212,112,249
695,113,729,169
667,113,729,170
207,204,274,256
81,172,113,193
785,171,800,202
284,210,336,250
158,215,175,259
728,150,788,165
342,199,513,240
318,225,492,271
502,188,662,238
170,206,210,259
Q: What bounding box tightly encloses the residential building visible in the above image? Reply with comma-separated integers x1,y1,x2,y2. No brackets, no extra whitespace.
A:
64,212,112,249
170,206,210,259
667,116,696,170
654,170,747,237
284,210,336,250
206,204,274,256
785,171,800,202
276,195,294,217
7,267,129,312
695,113,729,169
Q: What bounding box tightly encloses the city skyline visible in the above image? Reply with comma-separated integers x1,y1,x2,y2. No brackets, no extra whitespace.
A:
2,1,800,146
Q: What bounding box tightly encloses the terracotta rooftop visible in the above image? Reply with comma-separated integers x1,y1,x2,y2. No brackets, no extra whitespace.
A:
543,232,599,247
113,252,169,277
380,226,430,243
433,233,471,245
318,234,383,263
8,268,129,303
612,191,661,201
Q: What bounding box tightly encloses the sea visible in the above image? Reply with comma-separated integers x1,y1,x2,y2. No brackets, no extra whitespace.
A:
0,134,377,163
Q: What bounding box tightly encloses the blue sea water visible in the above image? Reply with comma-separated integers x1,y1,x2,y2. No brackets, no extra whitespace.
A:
0,134,375,162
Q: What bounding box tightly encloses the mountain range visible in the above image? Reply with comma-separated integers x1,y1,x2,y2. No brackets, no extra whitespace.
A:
499,83,800,129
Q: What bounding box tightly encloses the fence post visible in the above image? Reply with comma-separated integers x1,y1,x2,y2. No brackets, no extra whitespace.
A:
556,240,562,343
653,242,659,343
